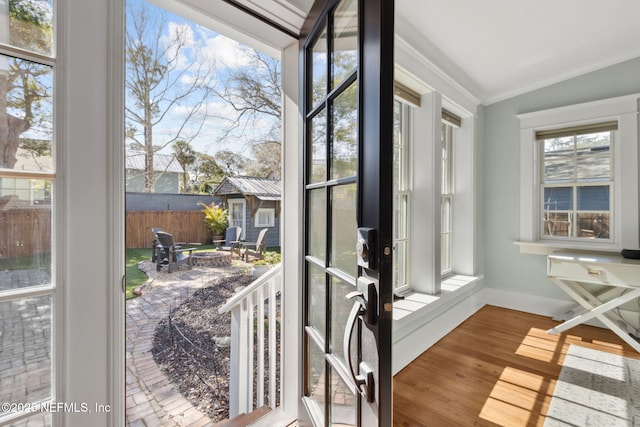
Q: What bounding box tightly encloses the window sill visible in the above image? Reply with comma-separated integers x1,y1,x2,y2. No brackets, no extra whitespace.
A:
393,274,483,334
515,240,623,255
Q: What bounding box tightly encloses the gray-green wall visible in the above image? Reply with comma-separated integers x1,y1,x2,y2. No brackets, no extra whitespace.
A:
482,57,640,299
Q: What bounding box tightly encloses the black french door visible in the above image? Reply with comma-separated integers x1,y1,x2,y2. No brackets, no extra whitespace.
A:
300,0,394,425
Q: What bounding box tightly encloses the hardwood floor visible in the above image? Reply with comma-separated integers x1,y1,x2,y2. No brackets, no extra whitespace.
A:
393,305,640,427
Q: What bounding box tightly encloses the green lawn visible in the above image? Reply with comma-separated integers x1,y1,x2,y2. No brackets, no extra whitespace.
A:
125,248,152,299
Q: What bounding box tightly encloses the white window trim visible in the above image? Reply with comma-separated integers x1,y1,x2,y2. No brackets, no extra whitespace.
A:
450,112,476,276
254,207,275,227
516,94,640,255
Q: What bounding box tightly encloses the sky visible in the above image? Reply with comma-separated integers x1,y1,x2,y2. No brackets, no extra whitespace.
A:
125,0,280,160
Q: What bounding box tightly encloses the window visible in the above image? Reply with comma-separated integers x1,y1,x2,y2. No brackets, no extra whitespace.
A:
393,99,410,290
255,207,275,227
518,94,639,254
0,1,56,425
441,121,453,274
540,124,615,241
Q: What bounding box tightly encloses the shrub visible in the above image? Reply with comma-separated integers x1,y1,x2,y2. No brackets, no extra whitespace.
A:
198,202,229,235
253,251,281,266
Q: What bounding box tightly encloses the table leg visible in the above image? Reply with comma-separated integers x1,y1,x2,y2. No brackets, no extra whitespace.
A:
547,278,640,352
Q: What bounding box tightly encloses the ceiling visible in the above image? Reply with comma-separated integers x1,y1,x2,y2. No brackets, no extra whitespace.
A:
396,0,640,104
192,0,640,105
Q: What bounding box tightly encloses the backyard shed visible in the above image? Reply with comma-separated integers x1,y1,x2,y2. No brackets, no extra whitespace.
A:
214,176,281,248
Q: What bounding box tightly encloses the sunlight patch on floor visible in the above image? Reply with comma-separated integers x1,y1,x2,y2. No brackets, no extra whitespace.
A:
479,367,549,427
515,328,565,363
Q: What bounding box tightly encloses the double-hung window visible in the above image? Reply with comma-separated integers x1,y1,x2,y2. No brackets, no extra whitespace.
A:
393,99,410,290
440,120,454,275
518,94,639,253
540,123,615,242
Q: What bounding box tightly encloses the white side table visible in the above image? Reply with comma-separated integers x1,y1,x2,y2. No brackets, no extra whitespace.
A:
547,251,640,352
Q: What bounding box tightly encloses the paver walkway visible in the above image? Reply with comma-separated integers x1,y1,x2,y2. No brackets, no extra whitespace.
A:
0,269,53,427
126,261,246,427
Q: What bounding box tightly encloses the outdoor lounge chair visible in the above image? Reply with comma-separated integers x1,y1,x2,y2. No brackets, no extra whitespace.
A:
153,230,196,273
241,228,268,262
151,227,165,263
212,226,242,253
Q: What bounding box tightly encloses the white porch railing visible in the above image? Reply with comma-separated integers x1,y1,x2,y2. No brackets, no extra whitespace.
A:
218,263,283,418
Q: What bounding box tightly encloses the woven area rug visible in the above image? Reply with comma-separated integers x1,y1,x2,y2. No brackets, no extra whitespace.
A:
545,344,640,426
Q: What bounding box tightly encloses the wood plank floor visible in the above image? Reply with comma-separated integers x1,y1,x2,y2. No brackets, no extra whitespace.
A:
393,305,640,427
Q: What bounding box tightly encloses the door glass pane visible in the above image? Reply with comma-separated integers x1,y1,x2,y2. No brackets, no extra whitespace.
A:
311,108,327,184
0,185,52,291
311,26,328,107
308,188,327,261
229,201,245,237
0,55,54,171
2,0,54,57
330,367,356,426
307,340,326,423
332,0,358,89
331,184,356,278
308,263,327,339
10,413,52,426
0,295,52,415
330,275,355,361
331,82,357,180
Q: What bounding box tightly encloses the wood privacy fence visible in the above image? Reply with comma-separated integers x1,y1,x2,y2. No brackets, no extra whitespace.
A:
126,210,210,248
1,209,51,259
0,209,209,258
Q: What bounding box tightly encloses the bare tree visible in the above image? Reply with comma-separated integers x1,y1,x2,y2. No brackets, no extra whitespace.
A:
215,46,281,148
0,0,53,169
125,2,216,192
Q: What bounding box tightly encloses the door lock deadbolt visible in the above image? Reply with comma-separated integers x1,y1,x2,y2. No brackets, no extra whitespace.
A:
356,227,376,270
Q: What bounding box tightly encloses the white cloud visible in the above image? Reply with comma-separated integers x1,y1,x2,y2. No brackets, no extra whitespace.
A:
204,35,253,69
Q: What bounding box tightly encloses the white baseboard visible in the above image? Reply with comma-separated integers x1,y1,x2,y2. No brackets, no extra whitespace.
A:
393,286,640,375
392,289,484,375
484,287,640,334
483,287,576,318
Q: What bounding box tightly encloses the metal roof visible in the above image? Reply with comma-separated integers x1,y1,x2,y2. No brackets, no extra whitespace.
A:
125,153,184,174
214,176,281,200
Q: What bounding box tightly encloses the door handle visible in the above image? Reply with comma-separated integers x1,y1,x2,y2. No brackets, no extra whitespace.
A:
347,278,378,327
343,300,375,402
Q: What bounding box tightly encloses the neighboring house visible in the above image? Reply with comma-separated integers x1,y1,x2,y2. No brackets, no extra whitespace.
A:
125,153,184,193
213,176,281,248
0,147,53,209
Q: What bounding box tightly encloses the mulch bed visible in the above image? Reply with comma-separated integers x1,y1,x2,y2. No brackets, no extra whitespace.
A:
151,273,255,422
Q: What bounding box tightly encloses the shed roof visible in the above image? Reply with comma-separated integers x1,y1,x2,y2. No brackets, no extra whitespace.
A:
126,153,184,174
214,176,281,201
